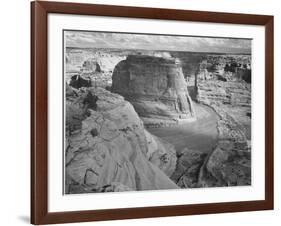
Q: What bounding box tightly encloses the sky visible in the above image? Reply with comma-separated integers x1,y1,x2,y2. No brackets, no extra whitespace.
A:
65,30,251,54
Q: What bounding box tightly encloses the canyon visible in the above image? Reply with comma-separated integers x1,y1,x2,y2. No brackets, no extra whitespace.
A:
65,47,251,192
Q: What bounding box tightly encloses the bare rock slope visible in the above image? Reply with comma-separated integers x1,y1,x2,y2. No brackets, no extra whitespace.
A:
65,86,178,194
111,55,196,127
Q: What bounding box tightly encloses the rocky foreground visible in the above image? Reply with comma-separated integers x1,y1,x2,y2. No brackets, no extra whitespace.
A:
65,85,178,194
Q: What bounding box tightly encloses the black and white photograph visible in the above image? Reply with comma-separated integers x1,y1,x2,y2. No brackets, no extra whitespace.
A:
64,30,252,194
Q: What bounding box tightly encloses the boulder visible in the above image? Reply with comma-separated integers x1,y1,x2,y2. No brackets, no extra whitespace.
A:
171,148,207,188
65,87,178,194
69,74,92,89
111,55,196,127
198,140,251,187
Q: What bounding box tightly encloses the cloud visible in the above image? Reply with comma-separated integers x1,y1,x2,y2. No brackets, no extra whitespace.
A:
65,31,251,54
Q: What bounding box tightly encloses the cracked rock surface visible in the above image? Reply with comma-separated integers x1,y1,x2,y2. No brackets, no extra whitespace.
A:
65,86,178,194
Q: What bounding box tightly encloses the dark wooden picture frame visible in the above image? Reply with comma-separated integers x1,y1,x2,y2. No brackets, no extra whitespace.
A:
31,1,274,224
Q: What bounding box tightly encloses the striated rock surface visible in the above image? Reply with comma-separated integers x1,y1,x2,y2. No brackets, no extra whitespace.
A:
197,80,251,107
194,79,251,187
65,86,178,194
111,55,196,127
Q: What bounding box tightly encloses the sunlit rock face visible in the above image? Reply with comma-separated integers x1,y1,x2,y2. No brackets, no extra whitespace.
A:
111,55,196,127
194,79,251,187
65,86,178,194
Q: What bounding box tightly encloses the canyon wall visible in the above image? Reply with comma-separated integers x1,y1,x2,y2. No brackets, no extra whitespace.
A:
111,55,196,127
66,48,126,73
195,79,251,187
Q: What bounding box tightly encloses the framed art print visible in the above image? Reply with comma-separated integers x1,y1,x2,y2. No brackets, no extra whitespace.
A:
31,1,274,224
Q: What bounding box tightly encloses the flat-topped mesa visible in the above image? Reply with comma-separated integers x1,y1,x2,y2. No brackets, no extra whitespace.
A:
111,55,196,127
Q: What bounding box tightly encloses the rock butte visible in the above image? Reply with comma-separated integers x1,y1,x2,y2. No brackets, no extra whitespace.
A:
111,55,196,127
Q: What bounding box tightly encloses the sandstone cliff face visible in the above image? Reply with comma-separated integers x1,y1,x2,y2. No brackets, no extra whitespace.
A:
65,87,178,194
111,55,195,127
197,81,251,107
194,79,251,187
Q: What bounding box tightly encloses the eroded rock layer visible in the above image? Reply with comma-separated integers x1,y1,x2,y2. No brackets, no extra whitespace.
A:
195,80,251,187
111,55,195,127
65,86,178,194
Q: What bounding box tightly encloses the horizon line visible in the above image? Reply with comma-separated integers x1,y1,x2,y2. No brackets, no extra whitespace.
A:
65,46,251,55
